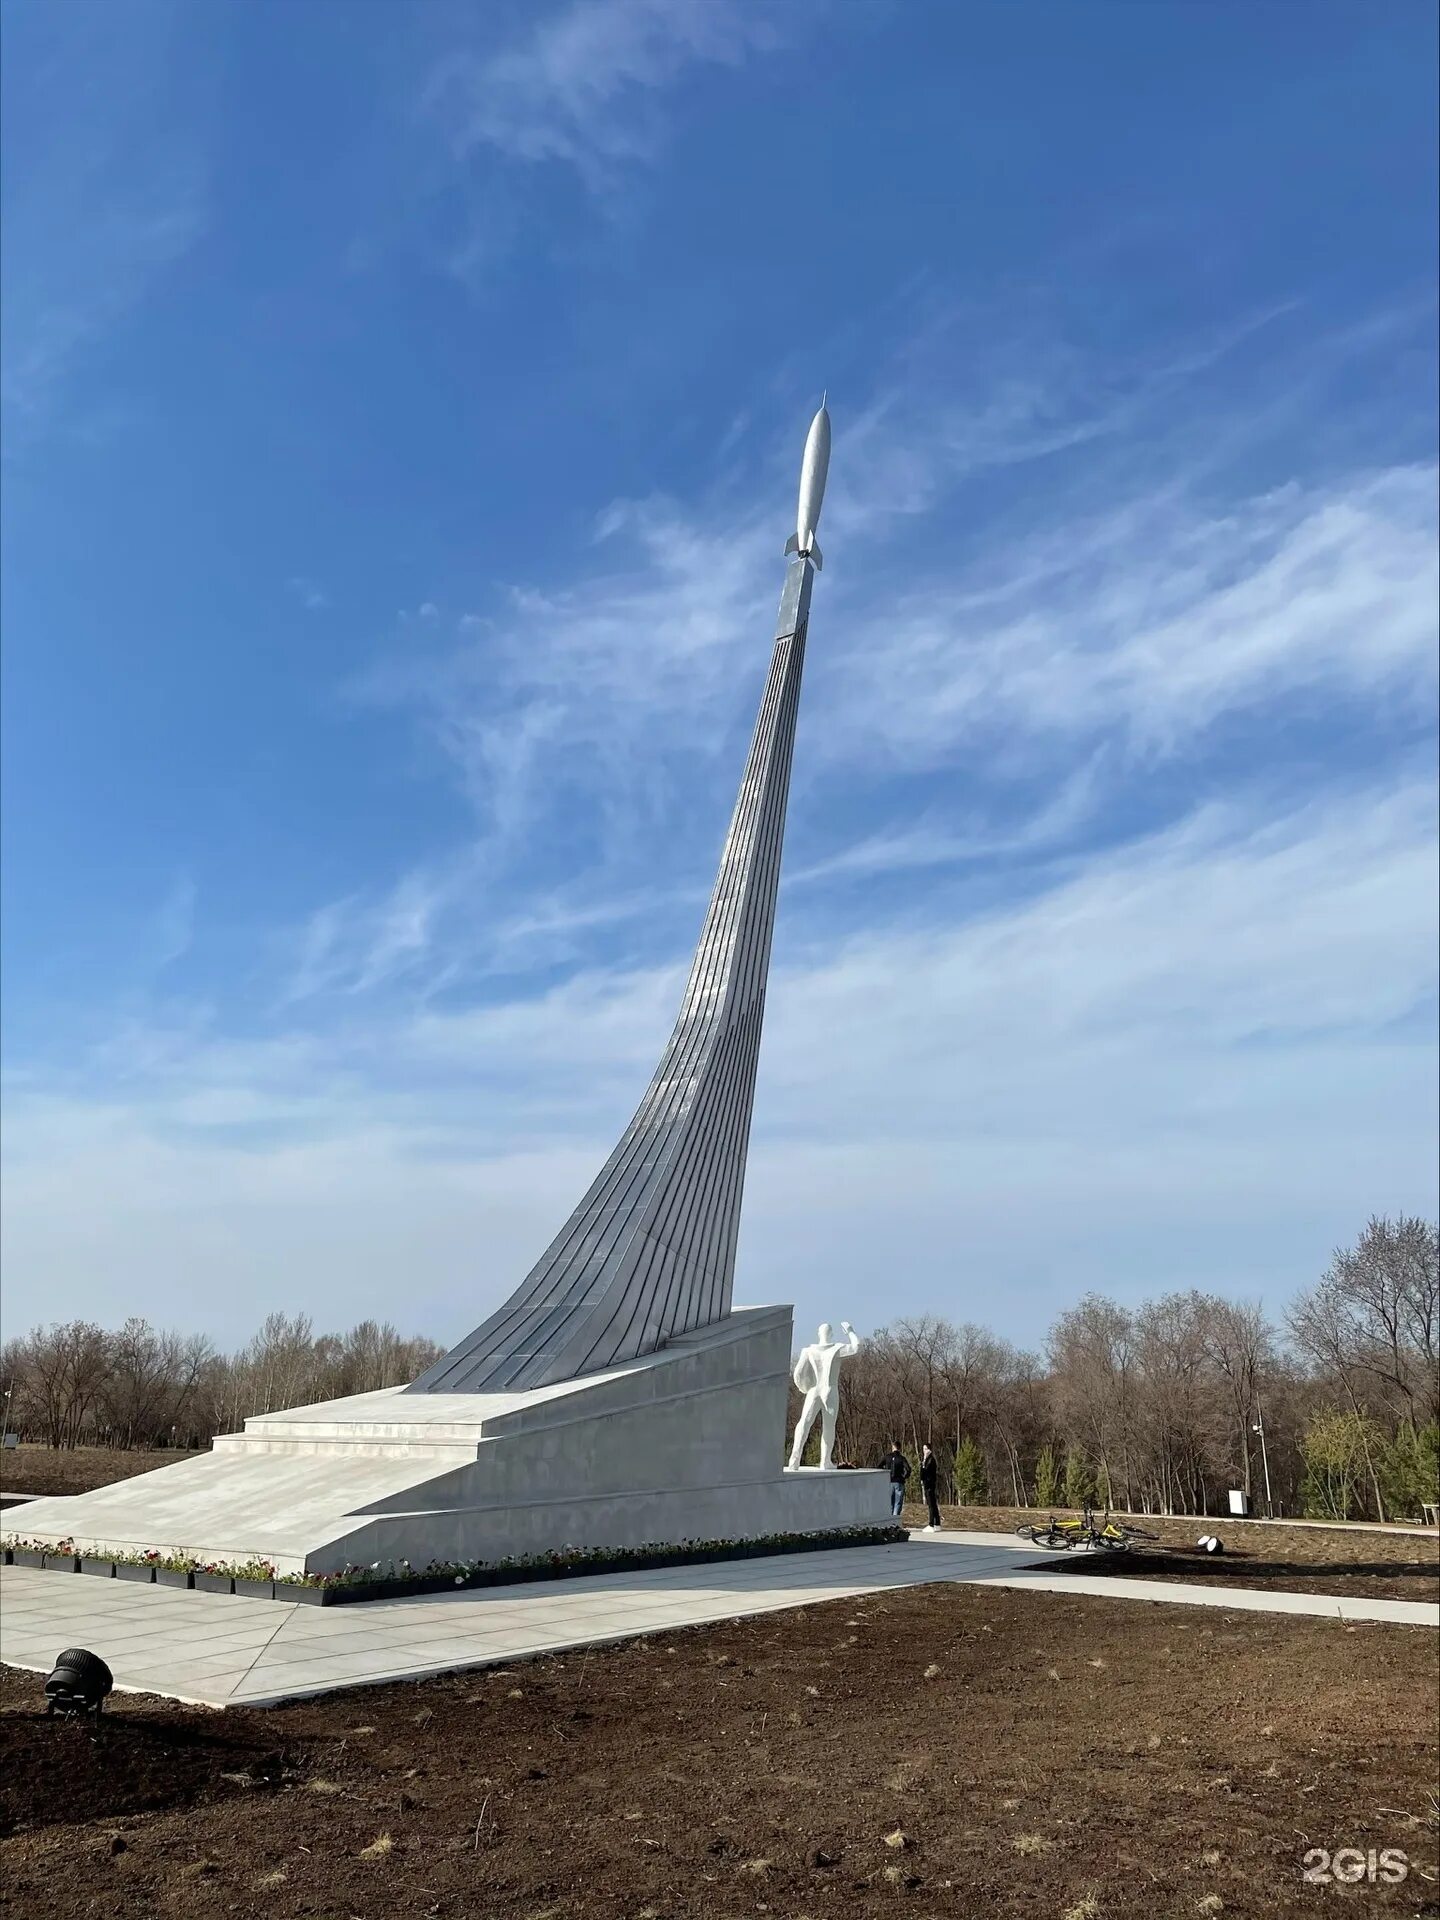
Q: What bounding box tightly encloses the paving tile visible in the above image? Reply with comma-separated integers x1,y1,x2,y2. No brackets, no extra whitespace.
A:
6,1544,1434,1710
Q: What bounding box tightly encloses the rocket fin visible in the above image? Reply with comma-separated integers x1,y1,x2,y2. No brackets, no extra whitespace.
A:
809,540,822,571
784,532,799,556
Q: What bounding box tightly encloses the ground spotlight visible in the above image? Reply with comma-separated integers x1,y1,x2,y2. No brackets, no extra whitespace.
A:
44,1647,114,1718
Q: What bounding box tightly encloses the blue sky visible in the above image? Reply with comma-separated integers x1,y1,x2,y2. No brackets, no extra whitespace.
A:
3,0,1436,1354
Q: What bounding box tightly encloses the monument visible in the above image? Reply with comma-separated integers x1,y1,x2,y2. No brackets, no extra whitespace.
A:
12,402,887,1578
788,1323,861,1470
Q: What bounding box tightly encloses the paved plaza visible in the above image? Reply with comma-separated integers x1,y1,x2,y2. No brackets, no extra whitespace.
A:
3,1530,1433,1710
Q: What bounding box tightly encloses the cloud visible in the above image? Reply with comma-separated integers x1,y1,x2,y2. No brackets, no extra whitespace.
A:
287,577,330,612
283,291,1434,1022
282,868,461,1005
786,754,1108,887
339,445,1434,953
4,285,1433,1347
153,874,197,971
821,299,1300,544
3,775,1433,1343
825,463,1437,773
426,0,789,190
0,3,207,442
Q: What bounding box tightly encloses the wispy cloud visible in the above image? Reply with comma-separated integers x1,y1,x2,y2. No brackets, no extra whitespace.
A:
5,774,1433,1341
281,868,461,1006
0,3,207,444
5,273,1433,1341
786,754,1108,887
153,874,197,972
826,463,1438,773
340,437,1433,954
287,576,330,612
426,0,790,191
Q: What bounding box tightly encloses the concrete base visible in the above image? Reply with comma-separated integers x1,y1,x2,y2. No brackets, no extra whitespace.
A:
10,1307,887,1576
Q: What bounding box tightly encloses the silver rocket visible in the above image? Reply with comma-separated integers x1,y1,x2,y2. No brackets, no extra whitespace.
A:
784,396,830,571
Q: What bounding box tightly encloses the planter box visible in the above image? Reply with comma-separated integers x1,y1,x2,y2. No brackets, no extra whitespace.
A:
84,1525,910,1608
308,1527,908,1607
11,1547,46,1570
79,1557,115,1579
43,1552,81,1573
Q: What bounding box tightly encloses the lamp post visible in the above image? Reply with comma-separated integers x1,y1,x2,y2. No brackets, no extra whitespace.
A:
1251,1402,1274,1517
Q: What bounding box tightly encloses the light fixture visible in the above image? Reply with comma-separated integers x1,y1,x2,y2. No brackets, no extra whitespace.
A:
44,1647,113,1718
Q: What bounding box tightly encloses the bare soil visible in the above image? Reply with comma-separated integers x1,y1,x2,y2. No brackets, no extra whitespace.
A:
2,1582,1436,1919
1,1446,196,1500
911,1502,1440,1602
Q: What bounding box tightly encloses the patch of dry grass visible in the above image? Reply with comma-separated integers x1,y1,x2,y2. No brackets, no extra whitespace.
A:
1012,1832,1052,1856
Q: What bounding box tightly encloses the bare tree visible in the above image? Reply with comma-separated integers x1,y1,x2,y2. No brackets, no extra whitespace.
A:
1197,1294,1276,1506
1049,1295,1138,1509
1288,1217,1440,1517
18,1321,111,1449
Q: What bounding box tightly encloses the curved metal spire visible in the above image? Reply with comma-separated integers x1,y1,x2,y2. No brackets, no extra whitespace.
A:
409,417,826,1396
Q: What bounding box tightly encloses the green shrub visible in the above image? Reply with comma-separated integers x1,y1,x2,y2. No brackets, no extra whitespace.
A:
953,1435,987,1505
1299,1407,1381,1520
1061,1446,1095,1511
1033,1444,1060,1508
1377,1421,1440,1520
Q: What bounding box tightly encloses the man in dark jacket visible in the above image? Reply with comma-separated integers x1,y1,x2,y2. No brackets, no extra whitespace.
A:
919,1443,942,1531
884,1441,910,1518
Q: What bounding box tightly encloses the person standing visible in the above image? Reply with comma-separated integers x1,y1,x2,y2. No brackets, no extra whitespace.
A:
883,1441,910,1518
919,1442,942,1531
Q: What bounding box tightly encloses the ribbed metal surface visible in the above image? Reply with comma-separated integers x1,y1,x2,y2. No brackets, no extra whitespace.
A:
409,556,816,1394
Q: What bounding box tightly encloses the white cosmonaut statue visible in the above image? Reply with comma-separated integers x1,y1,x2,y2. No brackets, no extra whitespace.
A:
787,1320,860,1470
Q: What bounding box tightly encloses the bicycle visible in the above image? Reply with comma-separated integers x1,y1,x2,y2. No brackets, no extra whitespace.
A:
1081,1510,1161,1551
1015,1513,1085,1550
1016,1508,1160,1553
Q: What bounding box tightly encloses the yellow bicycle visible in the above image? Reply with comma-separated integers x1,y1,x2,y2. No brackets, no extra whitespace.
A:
1016,1507,1159,1552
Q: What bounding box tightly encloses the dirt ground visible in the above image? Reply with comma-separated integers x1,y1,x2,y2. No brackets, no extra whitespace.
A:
3,1582,1436,1920
1,1445,196,1500
909,1502,1440,1602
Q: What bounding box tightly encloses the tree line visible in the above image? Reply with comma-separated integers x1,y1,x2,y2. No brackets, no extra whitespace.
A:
0,1313,442,1454
4,1215,1436,1523
815,1215,1438,1522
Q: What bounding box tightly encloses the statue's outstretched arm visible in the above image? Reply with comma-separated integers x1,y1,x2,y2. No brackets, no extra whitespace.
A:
840,1321,860,1355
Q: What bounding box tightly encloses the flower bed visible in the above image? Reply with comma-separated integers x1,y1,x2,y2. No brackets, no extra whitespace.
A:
3,1525,908,1605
